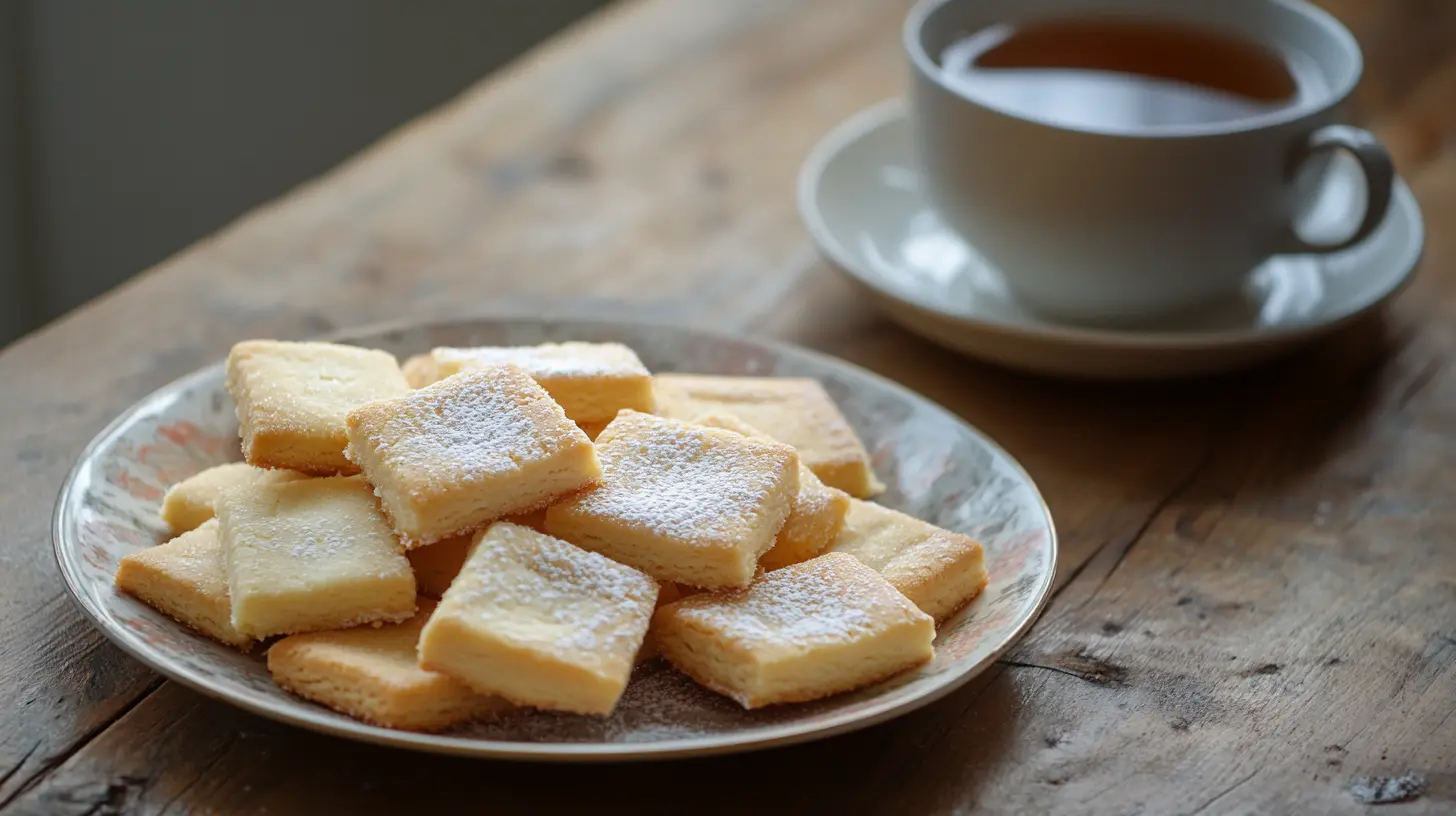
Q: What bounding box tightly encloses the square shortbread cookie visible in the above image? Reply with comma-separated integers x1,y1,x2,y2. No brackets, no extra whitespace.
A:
227,340,410,474
345,365,601,546
418,522,659,715
215,476,416,638
830,499,988,621
160,462,307,534
268,598,512,732
114,520,255,651
543,411,799,589
652,374,884,498
694,412,852,571
652,552,935,708
419,342,655,425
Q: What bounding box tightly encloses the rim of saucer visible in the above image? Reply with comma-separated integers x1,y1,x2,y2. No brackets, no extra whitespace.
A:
797,99,1424,351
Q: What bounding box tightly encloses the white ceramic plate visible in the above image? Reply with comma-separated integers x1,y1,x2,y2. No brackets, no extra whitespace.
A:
54,317,1055,761
799,100,1425,379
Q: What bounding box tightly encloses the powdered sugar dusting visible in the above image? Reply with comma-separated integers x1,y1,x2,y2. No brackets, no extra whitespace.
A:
453,523,656,655
433,342,647,380
287,533,358,561
568,413,791,545
350,367,577,480
229,340,409,430
672,554,909,647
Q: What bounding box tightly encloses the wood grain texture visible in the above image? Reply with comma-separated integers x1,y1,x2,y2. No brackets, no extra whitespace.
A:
0,0,1452,813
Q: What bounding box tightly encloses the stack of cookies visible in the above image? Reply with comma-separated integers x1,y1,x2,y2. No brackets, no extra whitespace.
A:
115,338,989,732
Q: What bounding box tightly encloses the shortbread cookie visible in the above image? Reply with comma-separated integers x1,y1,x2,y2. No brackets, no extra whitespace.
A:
215,476,416,638
830,499,987,621
694,412,852,571
160,462,307,534
406,534,473,600
652,374,884,497
401,354,438,389
345,365,601,546
418,522,658,715
544,411,799,589
416,342,655,424
114,520,254,650
653,552,934,708
227,340,410,474
269,598,511,732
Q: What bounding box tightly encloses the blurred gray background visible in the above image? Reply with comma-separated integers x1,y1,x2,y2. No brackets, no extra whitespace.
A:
0,1,607,346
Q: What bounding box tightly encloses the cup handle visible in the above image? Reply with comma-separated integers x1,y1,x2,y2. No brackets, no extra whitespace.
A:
1277,124,1395,255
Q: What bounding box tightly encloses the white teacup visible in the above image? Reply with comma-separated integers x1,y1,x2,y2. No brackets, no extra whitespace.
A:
905,0,1394,326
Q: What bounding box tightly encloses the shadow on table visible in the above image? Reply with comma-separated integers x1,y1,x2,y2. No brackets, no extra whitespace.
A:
122,674,1020,815
815,310,1406,511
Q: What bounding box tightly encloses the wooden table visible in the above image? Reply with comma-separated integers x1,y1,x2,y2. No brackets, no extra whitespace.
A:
1,1,1452,813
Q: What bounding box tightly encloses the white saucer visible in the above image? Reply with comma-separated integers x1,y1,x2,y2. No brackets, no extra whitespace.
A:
798,100,1425,379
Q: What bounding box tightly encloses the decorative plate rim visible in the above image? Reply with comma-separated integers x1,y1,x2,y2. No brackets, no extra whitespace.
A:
52,315,1057,762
